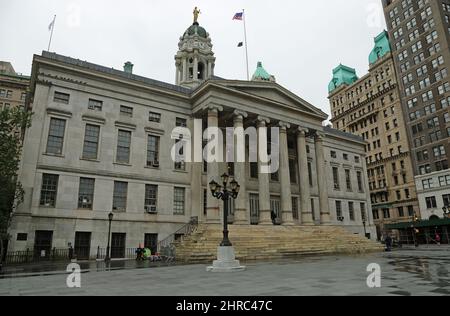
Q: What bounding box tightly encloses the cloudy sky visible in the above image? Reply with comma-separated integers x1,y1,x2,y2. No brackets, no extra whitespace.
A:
0,0,386,118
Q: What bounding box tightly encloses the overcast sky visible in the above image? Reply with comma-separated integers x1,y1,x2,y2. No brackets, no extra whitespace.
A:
0,0,386,118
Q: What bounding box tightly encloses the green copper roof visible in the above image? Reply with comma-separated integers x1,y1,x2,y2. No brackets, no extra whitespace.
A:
252,62,273,81
369,30,391,65
184,23,207,39
328,64,358,93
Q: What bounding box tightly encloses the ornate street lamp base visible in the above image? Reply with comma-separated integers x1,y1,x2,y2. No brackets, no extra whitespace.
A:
206,246,246,273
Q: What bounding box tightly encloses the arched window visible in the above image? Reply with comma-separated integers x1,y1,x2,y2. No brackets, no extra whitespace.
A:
198,62,205,80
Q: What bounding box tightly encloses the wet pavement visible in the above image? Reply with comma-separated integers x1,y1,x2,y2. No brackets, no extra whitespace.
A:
0,247,449,296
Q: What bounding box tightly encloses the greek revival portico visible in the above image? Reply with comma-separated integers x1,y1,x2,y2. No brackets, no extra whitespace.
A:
189,79,333,227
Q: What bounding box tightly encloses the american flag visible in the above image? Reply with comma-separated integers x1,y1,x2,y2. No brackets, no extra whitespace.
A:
232,12,243,20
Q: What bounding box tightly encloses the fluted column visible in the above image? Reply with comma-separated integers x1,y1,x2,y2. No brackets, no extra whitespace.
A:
233,110,249,224
297,128,314,225
206,105,223,224
279,121,294,225
257,116,272,225
315,132,331,224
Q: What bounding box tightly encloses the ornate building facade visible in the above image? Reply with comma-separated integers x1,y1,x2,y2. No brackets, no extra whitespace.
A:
8,21,375,258
328,31,419,239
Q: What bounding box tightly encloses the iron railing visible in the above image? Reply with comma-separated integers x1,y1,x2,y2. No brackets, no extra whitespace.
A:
4,248,71,265
158,218,199,258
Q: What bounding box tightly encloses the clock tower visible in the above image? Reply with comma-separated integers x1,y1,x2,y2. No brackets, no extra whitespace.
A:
175,19,215,88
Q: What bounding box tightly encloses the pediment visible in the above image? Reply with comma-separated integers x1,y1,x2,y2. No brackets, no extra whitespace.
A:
210,80,327,119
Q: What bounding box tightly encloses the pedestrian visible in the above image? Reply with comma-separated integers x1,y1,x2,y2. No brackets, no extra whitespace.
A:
135,244,144,261
68,243,74,260
385,235,392,252
435,233,441,245
271,210,277,225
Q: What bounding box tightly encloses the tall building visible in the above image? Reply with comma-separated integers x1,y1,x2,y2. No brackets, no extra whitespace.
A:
8,19,376,258
382,0,450,220
0,61,29,111
328,31,419,239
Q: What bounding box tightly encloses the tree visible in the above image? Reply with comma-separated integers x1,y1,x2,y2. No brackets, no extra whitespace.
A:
0,106,32,268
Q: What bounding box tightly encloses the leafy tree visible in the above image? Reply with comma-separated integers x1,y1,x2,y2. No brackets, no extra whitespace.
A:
0,106,32,267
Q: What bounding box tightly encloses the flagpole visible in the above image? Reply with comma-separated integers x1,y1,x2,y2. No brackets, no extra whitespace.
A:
48,15,56,52
243,9,249,80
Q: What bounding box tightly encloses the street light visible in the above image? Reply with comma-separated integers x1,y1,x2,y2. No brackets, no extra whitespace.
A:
411,212,419,247
209,173,240,247
105,212,114,262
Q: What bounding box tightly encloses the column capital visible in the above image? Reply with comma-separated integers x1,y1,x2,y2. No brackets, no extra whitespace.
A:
315,131,325,142
257,116,270,127
207,104,223,114
233,110,248,121
278,121,291,130
297,127,309,136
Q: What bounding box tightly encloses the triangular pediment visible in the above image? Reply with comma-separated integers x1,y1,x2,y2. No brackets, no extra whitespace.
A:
208,80,327,119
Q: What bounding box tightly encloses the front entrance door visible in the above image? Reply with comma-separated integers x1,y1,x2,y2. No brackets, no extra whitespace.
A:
250,194,260,225
34,231,53,260
111,233,126,258
75,232,91,260
144,234,158,255
270,196,281,224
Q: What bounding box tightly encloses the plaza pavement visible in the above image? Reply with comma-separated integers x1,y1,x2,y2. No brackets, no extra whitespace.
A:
0,247,449,296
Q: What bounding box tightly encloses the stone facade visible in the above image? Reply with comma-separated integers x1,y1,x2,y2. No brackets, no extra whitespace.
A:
329,35,419,239
0,61,29,111
8,22,376,258
415,169,450,220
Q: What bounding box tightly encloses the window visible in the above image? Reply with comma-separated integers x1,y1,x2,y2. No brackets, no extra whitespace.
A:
408,205,414,217
173,187,185,215
398,207,404,217
425,196,437,209
349,202,355,221
331,151,337,158
176,118,187,127
335,201,342,219
120,105,133,117
116,130,131,163
333,167,340,190
113,181,128,212
53,91,70,104
360,203,366,221
308,162,313,187
40,174,59,207
289,158,297,184
146,135,160,167
292,197,299,220
78,178,95,209
373,210,379,220
383,209,391,219
46,118,66,155
145,184,158,208
88,99,103,111
422,178,433,189
250,162,258,179
149,112,161,123
357,171,363,192
443,194,450,207
82,124,100,160
345,169,352,191
174,138,186,170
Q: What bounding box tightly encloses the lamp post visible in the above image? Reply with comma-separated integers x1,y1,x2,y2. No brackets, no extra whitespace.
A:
105,212,114,262
209,173,240,247
207,174,246,272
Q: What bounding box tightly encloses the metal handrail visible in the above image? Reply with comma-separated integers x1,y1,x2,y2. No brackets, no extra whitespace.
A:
158,217,198,257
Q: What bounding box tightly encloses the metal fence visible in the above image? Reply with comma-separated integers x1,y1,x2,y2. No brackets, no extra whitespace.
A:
4,248,71,265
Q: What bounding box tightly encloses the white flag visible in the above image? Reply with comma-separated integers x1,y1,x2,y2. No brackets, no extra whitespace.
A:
48,16,55,31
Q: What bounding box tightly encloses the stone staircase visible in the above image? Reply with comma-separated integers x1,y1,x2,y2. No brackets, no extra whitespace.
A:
174,224,383,263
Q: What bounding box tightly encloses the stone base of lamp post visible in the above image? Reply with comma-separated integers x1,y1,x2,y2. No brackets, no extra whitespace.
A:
206,246,246,273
